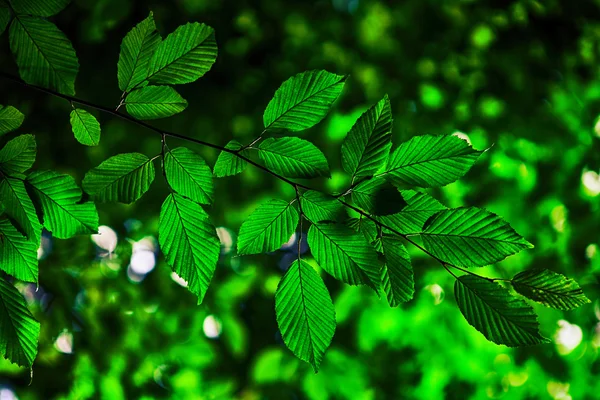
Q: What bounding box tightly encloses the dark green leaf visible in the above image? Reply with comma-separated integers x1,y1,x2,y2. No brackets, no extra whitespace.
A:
378,190,446,234
263,70,346,132
9,0,70,17
351,176,407,215
0,134,35,175
165,147,213,205
0,105,24,136
512,269,591,310
381,235,414,306
0,176,41,243
0,3,10,36
125,86,187,120
300,190,343,223
0,218,38,283
455,275,549,346
213,140,248,178
258,137,330,179
275,259,335,372
70,108,100,146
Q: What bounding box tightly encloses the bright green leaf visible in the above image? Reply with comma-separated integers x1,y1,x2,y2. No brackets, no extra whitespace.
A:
512,269,591,310
159,193,220,304
82,153,155,204
381,235,414,306
0,177,41,243
258,137,330,179
237,199,298,255
455,275,549,346
213,140,248,178
275,259,335,372
27,170,98,238
125,86,187,120
70,108,100,146
0,218,38,283
300,190,343,223
165,147,213,205
351,176,407,215
421,207,532,268
9,15,79,95
9,0,70,17
347,217,382,253
0,105,24,136
263,70,346,132
378,190,446,234
0,134,35,175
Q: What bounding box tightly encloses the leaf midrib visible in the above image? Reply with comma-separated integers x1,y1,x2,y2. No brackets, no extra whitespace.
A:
167,150,211,202
382,147,480,176
90,158,152,195
73,109,96,145
242,203,292,252
0,283,32,366
0,224,36,281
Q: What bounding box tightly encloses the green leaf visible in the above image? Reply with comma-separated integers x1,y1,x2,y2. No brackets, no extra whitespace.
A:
82,153,155,204
512,269,591,310
9,0,70,17
147,22,217,85
275,260,335,372
0,218,38,283
263,70,346,132
237,199,298,255
421,207,532,268
0,277,40,368
384,135,483,188
455,275,549,347
117,12,161,92
159,193,220,304
381,235,414,306
27,171,98,239
9,15,79,95
0,105,24,137
0,134,35,175
341,95,392,178
165,147,213,205
213,140,248,178
351,177,407,215
69,108,100,146
125,86,187,120
0,3,10,36
258,137,330,179
0,177,41,243
378,190,447,235
300,190,343,223
346,217,382,252
307,222,380,289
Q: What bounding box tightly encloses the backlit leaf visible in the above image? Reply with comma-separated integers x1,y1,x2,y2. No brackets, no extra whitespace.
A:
258,137,329,179
0,105,24,136
512,269,591,310
0,218,38,283
9,0,70,17
213,140,248,178
70,108,100,146
300,190,343,223
381,235,414,306
351,176,406,215
0,134,35,175
165,147,213,205
125,86,187,120
0,177,41,243
378,190,446,235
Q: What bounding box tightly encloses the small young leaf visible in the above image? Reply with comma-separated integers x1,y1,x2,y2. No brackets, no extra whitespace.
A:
0,105,24,136
147,22,217,85
0,218,38,283
9,15,79,95
275,259,335,372
159,193,220,304
0,4,10,36
9,0,71,17
300,190,343,223
165,147,213,205
0,134,36,175
307,222,380,289
381,235,414,306
351,176,407,215
82,153,155,204
237,199,299,255
378,190,446,235
384,135,482,188
213,140,248,177
0,277,40,368
263,70,346,132
512,269,591,310
258,137,330,179
421,207,532,268
0,177,41,243
70,108,101,146
341,95,392,178
455,275,549,346
117,12,161,92
125,86,187,120
27,171,98,238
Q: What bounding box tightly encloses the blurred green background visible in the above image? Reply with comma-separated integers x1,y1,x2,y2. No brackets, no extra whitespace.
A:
1,0,600,398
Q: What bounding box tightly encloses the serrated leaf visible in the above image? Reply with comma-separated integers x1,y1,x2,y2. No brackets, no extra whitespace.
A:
0,277,40,368
455,275,549,346
346,217,381,252
384,135,482,188
27,171,98,239
512,269,591,310
300,190,343,223
381,236,414,306
213,140,248,178
117,12,161,92
0,134,35,175
307,222,380,289
351,176,407,215
147,22,217,85
9,0,70,17
237,199,299,255
70,108,100,146
275,259,335,372
0,218,38,283
378,190,447,234
421,207,532,268
125,86,187,120
0,4,10,36
0,105,24,136
82,153,155,204
341,95,393,177
159,193,220,303
165,147,213,205
0,177,41,243
258,137,330,179
9,15,79,95
263,70,346,132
